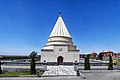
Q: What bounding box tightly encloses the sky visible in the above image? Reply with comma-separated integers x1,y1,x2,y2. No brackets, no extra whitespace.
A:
0,0,120,55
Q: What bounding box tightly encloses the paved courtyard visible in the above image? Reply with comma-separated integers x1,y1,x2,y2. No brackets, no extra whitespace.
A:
0,72,120,80
43,66,76,76
83,72,120,80
0,76,80,80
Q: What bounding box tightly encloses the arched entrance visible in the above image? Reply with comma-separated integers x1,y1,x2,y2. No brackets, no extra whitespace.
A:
57,56,63,65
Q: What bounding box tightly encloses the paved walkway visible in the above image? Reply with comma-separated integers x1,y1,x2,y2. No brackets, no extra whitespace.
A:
0,72,120,80
43,66,76,76
0,76,81,80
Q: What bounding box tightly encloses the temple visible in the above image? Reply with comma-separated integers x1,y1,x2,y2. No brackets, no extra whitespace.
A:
41,13,79,64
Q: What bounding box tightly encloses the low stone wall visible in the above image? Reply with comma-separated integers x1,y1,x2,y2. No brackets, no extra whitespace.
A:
77,66,108,70
114,65,120,70
2,65,46,72
74,62,109,66
3,67,45,72
3,68,30,72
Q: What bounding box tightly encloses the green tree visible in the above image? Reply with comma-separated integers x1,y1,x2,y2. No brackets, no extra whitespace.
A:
98,53,103,60
108,56,113,70
84,56,88,70
84,54,91,70
30,51,37,74
87,54,91,70
0,60,2,74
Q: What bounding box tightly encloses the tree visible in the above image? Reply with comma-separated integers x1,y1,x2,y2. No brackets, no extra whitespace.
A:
98,53,103,60
84,56,88,70
0,56,3,74
0,60,2,74
30,51,37,74
108,56,113,70
84,54,91,70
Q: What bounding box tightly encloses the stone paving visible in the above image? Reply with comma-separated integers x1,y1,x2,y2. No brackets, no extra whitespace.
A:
43,66,76,76
0,72,120,80
83,72,120,80
0,76,81,80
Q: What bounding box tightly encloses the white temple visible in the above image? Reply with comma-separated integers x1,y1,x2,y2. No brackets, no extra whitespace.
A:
41,13,79,64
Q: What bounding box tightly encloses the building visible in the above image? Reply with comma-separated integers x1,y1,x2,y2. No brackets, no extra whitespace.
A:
90,52,97,59
41,13,79,64
99,50,114,60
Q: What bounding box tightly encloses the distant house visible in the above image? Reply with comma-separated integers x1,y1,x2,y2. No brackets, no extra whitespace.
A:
99,50,118,60
101,50,113,56
90,52,97,59
0,56,3,59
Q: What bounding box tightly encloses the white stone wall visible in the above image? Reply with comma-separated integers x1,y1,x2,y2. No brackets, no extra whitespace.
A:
41,46,79,62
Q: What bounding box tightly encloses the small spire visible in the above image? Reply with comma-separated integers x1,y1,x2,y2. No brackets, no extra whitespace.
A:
59,11,62,16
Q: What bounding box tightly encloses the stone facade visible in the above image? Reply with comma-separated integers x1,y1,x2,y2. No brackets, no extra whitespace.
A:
41,46,79,62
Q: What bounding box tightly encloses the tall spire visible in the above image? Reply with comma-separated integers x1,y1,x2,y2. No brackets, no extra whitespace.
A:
49,12,71,38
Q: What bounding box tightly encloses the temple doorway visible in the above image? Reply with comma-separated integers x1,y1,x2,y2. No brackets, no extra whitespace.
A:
57,56,63,65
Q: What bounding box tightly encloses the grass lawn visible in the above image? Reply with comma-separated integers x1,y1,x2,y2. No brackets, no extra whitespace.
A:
0,71,44,76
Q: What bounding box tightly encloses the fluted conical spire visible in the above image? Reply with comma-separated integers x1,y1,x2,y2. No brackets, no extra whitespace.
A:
49,14,71,38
